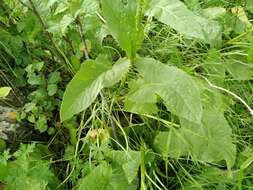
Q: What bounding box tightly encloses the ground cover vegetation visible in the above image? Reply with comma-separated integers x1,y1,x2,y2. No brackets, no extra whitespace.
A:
1,0,253,189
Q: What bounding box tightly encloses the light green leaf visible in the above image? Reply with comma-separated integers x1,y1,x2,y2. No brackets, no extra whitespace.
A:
101,0,144,59
48,72,61,84
153,89,236,168
27,74,43,85
60,56,130,121
48,15,74,33
46,0,58,8
35,115,48,133
47,84,58,96
146,0,222,44
0,87,11,98
203,7,226,19
125,57,202,124
78,0,99,16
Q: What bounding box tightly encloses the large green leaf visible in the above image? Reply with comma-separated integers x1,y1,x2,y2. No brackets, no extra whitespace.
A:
105,150,141,184
125,57,202,124
153,89,236,168
77,161,137,190
60,56,130,121
146,0,222,44
77,163,113,190
101,0,144,60
226,60,253,81
247,0,253,13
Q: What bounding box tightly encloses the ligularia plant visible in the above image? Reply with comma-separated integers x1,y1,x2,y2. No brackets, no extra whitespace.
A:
60,0,236,187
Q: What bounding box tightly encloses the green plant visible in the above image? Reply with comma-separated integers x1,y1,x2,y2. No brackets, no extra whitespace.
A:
18,62,62,133
0,143,59,190
1,0,253,189
59,0,251,189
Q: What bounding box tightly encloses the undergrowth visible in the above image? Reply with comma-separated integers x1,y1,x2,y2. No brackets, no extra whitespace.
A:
1,0,253,189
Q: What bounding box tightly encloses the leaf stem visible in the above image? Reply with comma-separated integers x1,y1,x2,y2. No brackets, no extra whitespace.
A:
76,16,90,60
202,76,253,116
227,27,253,44
27,0,74,75
140,145,146,190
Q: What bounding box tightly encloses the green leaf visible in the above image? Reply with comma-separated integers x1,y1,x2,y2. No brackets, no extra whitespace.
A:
125,57,202,124
202,49,226,83
2,144,58,190
226,60,253,81
203,7,226,19
231,6,252,28
27,74,43,85
153,89,236,168
246,0,253,13
26,62,44,73
77,154,138,190
248,38,253,63
35,115,48,133
106,150,141,184
101,0,144,59
77,161,137,190
182,166,236,190
77,163,112,190
47,84,58,96
78,0,99,16
60,56,130,121
24,103,36,113
48,15,74,34
48,72,61,84
146,0,222,44
0,87,11,98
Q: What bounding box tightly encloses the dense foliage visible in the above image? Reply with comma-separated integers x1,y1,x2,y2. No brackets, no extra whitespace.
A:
1,0,253,189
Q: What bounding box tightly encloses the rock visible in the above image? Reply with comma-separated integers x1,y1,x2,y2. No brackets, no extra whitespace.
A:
0,106,19,140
